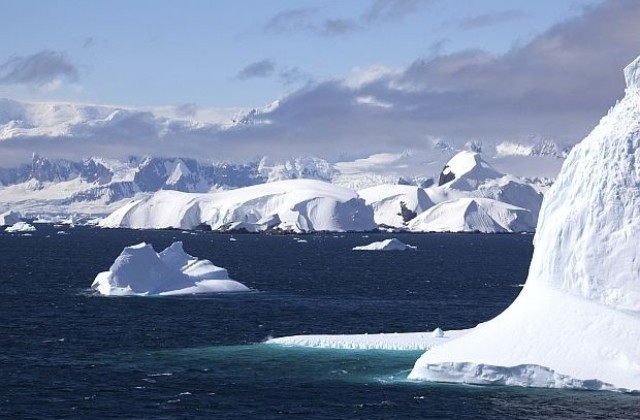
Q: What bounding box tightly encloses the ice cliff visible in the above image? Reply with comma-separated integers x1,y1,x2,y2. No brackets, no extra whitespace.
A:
409,55,640,391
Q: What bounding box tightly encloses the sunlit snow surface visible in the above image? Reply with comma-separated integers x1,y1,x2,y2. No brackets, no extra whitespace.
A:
100,179,376,233
91,241,249,296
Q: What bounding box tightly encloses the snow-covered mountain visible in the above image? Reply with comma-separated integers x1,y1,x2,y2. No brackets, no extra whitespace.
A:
407,151,542,232
100,179,376,233
0,154,269,217
96,151,542,233
0,148,544,233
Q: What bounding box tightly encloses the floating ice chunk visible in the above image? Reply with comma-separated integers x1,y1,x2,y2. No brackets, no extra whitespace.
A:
5,222,36,232
91,241,250,296
353,238,416,251
431,328,444,338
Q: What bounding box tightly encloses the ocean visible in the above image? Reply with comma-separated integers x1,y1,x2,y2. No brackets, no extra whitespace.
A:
1,226,637,419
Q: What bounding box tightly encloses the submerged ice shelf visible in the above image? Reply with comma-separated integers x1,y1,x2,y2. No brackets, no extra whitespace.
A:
266,329,469,351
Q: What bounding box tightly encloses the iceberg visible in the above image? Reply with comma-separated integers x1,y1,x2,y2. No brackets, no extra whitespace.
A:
91,241,250,296
409,56,640,391
4,221,36,232
100,179,376,233
0,210,21,226
353,238,417,251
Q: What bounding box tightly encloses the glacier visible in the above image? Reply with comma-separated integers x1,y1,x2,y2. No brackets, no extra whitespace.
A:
91,241,249,296
408,55,640,391
98,152,542,234
100,179,377,233
0,210,21,226
408,198,535,233
358,184,433,228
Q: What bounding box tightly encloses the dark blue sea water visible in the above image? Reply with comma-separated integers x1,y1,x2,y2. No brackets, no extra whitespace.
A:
1,226,638,419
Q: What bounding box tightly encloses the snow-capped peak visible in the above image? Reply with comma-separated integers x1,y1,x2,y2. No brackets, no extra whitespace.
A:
438,151,502,186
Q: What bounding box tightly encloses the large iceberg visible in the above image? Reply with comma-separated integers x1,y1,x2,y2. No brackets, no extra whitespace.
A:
100,179,376,233
92,241,250,296
409,56,640,391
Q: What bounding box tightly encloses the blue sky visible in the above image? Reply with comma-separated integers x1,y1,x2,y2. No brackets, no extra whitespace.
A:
0,0,598,108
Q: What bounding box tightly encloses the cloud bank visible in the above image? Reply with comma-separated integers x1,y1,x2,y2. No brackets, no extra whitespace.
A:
1,0,639,166
0,50,78,88
236,59,276,80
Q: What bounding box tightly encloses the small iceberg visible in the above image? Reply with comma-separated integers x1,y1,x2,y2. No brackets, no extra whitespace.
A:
91,241,250,296
353,238,416,251
5,222,36,233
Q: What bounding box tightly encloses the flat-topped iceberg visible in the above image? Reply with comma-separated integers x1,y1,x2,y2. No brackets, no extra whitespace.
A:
409,56,640,391
91,241,250,296
353,238,417,251
100,179,376,233
4,221,36,232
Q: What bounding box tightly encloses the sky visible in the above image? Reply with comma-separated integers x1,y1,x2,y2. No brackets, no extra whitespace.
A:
1,0,640,165
0,0,598,107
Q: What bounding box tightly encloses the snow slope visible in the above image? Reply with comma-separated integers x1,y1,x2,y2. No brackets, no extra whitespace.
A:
100,179,377,232
426,151,543,217
408,198,535,233
409,56,640,391
92,241,249,296
401,152,542,233
0,210,21,226
358,184,433,228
